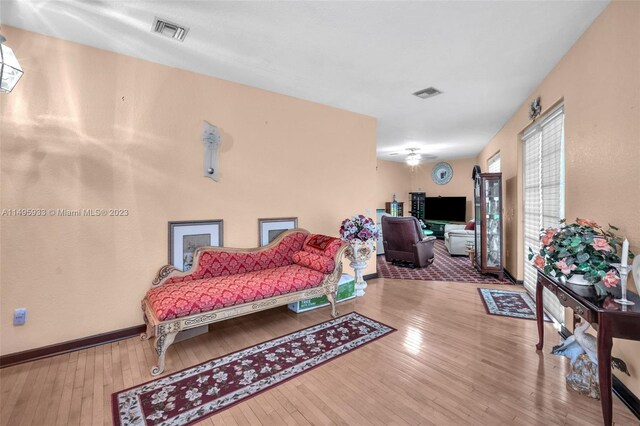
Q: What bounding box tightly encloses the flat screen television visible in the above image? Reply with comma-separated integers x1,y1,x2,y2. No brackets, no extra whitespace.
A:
425,196,466,222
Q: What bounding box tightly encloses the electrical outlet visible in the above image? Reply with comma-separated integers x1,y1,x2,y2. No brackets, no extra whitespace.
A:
14,308,27,326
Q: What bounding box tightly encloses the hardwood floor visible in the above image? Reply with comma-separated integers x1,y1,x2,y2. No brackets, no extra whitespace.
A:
1,278,637,425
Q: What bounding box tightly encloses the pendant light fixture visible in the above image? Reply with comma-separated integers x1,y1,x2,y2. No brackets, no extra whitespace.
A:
0,34,24,93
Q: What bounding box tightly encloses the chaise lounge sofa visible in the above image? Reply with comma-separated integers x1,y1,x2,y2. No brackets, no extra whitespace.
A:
141,229,347,375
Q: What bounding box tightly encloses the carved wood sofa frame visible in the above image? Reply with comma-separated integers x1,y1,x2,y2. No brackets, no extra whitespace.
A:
141,229,347,376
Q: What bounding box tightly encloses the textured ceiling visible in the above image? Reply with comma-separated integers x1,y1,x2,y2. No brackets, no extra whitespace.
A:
1,1,608,162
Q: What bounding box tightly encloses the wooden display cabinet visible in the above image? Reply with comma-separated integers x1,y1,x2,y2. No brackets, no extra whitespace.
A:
474,173,503,279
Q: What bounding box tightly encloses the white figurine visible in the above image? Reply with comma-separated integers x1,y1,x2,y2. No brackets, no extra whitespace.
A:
551,335,585,364
552,321,597,365
573,321,598,364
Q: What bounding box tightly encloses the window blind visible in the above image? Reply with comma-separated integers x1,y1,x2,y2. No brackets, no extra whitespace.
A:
488,152,501,173
523,106,565,323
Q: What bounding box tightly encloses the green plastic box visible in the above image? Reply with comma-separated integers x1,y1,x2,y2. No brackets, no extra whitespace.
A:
288,274,355,313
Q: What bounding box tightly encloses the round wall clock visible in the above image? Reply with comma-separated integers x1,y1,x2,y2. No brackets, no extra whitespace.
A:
432,162,453,185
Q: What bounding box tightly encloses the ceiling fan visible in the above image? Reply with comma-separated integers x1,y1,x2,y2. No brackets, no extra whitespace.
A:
387,148,436,166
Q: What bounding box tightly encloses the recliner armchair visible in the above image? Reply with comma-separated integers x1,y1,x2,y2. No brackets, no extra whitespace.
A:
381,216,436,268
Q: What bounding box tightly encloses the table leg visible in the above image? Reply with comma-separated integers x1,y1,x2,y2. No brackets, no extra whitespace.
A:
535,279,544,350
597,317,613,426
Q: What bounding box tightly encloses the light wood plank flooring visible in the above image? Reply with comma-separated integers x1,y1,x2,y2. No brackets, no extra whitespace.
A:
1,278,638,425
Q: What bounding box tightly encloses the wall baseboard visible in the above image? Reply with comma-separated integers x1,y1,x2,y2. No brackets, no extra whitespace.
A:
0,324,146,369
363,272,379,281
558,328,639,420
503,268,523,285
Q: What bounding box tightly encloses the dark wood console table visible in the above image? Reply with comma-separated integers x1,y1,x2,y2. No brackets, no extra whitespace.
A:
536,270,640,425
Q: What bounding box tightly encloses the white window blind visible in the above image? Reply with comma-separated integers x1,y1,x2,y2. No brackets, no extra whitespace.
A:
488,152,501,173
523,106,565,323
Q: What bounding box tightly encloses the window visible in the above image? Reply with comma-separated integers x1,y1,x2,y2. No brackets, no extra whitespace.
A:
523,106,565,323
487,151,501,173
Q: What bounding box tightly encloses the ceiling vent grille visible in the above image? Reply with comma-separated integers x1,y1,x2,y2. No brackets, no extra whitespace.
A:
413,87,442,99
152,18,189,42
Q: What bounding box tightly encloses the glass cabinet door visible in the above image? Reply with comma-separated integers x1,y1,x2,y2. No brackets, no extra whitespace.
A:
474,179,482,265
484,178,501,267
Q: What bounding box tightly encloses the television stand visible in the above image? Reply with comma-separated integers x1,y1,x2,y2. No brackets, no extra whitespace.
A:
423,220,451,239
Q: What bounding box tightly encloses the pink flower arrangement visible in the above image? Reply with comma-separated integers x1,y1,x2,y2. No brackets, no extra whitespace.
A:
533,255,545,269
576,218,599,227
591,238,612,252
339,215,380,242
528,218,633,296
602,270,620,289
541,228,556,246
555,258,576,275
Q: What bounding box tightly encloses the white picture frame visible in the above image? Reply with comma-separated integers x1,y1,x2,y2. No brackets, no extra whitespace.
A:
258,217,298,246
169,220,223,271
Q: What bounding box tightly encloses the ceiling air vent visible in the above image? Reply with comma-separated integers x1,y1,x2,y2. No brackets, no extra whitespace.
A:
413,87,442,99
152,18,189,42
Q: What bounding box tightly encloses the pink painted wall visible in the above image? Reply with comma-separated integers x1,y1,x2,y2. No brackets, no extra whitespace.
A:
0,26,377,355
476,1,640,394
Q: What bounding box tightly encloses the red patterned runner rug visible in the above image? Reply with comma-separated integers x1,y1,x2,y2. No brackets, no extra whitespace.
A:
112,312,395,426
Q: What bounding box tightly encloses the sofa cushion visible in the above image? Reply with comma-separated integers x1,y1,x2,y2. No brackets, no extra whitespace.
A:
465,221,475,230
147,264,324,321
303,234,344,258
292,251,335,273
447,229,475,236
165,232,307,285
305,234,336,251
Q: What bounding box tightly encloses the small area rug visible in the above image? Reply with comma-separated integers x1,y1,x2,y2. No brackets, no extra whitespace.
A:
112,312,395,426
377,239,512,284
478,288,551,321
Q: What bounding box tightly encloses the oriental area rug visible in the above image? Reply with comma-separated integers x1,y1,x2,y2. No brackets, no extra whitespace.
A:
478,288,551,322
112,312,395,426
377,239,513,284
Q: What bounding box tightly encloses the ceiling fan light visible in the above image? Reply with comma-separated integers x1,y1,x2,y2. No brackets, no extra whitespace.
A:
406,153,421,166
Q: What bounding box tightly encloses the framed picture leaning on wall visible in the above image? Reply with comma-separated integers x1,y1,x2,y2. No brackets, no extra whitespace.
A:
169,220,223,271
258,217,298,246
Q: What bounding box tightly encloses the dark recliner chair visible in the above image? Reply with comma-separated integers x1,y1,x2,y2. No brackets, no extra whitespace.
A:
381,216,436,268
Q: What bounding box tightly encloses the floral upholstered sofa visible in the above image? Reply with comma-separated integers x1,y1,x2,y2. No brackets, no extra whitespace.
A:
141,229,347,375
